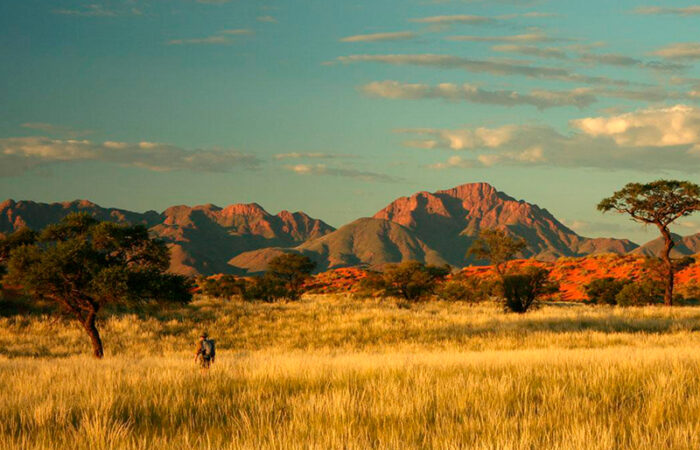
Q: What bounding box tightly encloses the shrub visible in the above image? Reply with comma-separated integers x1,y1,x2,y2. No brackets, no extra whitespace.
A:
356,261,451,301
679,282,700,303
200,275,246,300
502,267,558,313
585,278,632,305
435,275,494,302
242,274,289,302
381,261,450,301
266,253,316,301
614,280,664,306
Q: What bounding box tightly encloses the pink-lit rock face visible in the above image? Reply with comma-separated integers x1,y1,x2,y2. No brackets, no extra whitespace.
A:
373,182,636,265
0,198,334,276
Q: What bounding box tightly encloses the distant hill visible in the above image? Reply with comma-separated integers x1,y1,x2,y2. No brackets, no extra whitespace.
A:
372,182,637,265
632,233,700,258
0,199,334,276
1,182,652,275
0,199,162,232
229,218,447,274
228,183,638,274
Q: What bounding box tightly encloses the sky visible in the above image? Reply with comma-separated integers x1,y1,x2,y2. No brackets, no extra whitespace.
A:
2,0,700,244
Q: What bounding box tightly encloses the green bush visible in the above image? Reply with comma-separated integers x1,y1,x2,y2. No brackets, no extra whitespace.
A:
614,280,664,306
242,274,289,302
200,275,246,300
356,261,451,301
435,275,494,302
502,267,558,313
584,278,632,305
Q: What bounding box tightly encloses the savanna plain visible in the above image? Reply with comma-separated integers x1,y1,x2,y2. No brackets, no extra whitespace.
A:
3,295,700,449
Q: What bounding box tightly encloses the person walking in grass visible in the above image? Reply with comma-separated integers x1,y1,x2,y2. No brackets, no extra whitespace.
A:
194,332,216,371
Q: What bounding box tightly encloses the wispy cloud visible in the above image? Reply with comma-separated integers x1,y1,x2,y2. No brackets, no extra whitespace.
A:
221,28,254,35
274,152,354,160
337,54,634,86
652,43,700,60
360,81,596,109
632,6,700,16
168,36,230,46
498,12,560,19
340,31,417,43
409,15,493,25
578,52,687,71
53,4,141,17
0,137,260,176
257,15,278,23
446,30,565,43
20,123,94,139
491,44,568,59
562,219,625,234
284,164,398,182
401,105,700,173
167,28,253,46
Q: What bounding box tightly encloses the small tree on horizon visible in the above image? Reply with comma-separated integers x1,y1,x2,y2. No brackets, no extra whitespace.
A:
467,228,526,278
379,260,450,301
2,213,192,358
266,253,316,300
502,266,558,313
598,180,700,306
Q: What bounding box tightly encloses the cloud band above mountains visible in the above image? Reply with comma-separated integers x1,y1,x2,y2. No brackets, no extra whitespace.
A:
0,137,260,176
400,105,700,173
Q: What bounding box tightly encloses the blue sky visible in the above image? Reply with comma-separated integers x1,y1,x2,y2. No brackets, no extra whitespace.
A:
3,0,700,243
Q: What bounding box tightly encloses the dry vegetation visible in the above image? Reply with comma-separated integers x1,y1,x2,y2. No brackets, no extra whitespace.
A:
3,295,700,448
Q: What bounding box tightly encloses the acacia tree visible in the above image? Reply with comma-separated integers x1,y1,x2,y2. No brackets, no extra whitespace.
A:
266,253,316,300
380,261,450,301
0,227,38,277
3,213,192,357
467,228,526,278
598,180,700,306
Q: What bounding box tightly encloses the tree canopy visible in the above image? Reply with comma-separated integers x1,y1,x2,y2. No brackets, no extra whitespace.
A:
598,180,700,306
2,213,192,357
467,228,526,278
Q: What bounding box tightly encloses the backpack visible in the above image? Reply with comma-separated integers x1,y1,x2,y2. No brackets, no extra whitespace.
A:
201,339,216,359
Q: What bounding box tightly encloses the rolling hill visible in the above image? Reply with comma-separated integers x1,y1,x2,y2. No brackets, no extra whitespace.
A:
229,218,447,273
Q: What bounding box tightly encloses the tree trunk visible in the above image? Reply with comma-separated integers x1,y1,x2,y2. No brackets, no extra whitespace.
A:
659,226,675,307
82,310,104,358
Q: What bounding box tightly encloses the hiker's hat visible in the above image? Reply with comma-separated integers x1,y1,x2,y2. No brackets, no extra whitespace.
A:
200,332,208,338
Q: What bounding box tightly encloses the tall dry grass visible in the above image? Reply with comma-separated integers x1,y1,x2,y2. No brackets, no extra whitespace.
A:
2,295,700,448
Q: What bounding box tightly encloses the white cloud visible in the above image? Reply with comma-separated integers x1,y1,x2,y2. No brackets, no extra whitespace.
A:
571,105,700,147
400,105,700,173
284,164,398,182
0,137,260,176
360,81,596,109
257,16,278,23
340,32,417,43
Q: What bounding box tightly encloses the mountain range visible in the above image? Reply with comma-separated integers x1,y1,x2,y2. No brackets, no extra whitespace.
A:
2,182,697,275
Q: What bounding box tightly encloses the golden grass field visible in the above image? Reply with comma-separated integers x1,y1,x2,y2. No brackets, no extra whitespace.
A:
3,295,700,449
